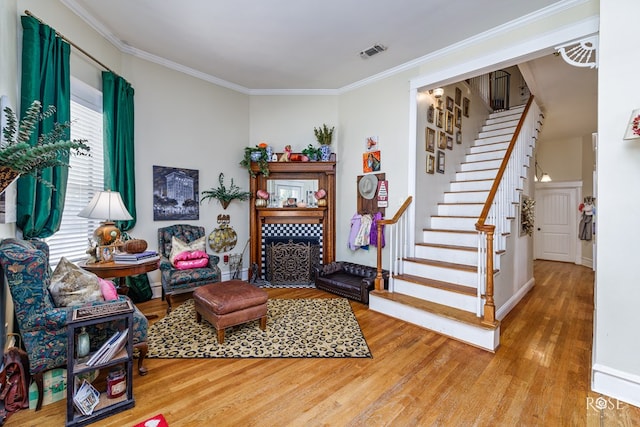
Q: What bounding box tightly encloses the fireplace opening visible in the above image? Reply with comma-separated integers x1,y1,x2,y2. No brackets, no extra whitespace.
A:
265,237,320,286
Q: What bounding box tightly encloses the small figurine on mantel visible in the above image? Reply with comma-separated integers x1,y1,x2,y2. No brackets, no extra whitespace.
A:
279,145,292,162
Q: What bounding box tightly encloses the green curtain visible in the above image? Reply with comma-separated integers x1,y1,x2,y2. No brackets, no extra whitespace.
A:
102,71,136,230
16,15,71,238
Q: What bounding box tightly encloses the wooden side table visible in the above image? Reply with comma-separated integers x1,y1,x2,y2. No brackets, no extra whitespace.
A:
79,259,159,296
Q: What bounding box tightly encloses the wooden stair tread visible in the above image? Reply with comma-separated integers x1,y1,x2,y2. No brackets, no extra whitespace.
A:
415,242,475,252
403,257,476,272
393,273,476,296
422,228,476,234
370,290,498,330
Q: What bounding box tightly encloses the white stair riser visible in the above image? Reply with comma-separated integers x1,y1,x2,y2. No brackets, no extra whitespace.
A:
369,295,500,351
488,106,525,119
470,141,509,153
450,180,492,192
394,279,477,312
460,159,502,171
482,119,519,132
422,230,477,246
478,127,516,139
403,262,477,287
455,169,497,181
465,151,506,162
437,204,483,217
443,191,490,203
431,216,477,230
414,245,477,265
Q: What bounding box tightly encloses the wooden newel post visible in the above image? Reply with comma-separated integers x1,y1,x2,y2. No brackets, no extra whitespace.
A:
482,226,497,326
374,222,384,291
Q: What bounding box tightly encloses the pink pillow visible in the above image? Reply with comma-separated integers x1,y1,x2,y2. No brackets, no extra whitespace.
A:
98,278,118,301
173,250,208,262
174,257,210,270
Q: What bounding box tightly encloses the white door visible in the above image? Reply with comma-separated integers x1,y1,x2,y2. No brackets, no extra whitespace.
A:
534,184,579,262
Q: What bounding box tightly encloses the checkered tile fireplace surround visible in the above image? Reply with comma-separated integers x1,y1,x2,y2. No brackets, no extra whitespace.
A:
261,223,323,278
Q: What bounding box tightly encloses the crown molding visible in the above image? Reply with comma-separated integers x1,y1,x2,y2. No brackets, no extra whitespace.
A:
61,0,595,95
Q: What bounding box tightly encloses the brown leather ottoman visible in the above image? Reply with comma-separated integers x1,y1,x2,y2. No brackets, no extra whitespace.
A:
193,280,268,344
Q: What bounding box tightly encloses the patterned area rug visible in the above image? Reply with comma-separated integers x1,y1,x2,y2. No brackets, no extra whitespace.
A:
147,298,371,358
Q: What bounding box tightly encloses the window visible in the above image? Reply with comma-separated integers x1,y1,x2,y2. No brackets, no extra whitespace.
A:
45,78,104,266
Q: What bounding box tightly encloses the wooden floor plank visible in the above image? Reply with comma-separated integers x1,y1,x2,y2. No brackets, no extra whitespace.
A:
7,261,640,426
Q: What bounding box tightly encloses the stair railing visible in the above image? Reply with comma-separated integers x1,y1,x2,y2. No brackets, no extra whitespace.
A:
475,95,541,326
375,196,413,292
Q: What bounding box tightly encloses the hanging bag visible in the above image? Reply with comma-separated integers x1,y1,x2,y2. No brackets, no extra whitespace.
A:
0,334,30,424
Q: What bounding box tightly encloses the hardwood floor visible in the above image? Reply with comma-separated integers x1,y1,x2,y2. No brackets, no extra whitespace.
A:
8,261,640,426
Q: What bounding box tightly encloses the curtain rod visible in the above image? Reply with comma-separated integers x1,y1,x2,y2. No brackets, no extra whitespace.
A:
24,9,117,75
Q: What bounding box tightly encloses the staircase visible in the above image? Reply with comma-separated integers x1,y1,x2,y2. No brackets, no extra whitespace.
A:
370,102,540,352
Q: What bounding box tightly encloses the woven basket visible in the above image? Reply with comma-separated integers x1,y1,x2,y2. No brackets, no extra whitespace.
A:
123,239,148,254
0,167,19,195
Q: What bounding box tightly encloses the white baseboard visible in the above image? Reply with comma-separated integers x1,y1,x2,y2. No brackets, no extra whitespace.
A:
581,256,593,269
592,363,640,409
495,277,535,321
149,268,249,300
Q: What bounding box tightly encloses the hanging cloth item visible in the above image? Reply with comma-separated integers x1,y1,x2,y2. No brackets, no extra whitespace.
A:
579,213,593,241
355,214,373,247
348,213,362,250
370,212,385,247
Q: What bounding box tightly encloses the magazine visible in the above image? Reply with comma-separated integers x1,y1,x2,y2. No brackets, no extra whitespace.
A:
73,379,100,416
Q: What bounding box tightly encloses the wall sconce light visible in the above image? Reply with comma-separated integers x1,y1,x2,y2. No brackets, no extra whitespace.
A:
429,88,444,107
623,108,640,140
534,161,552,182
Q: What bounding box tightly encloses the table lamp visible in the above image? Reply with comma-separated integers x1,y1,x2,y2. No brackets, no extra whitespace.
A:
78,190,133,245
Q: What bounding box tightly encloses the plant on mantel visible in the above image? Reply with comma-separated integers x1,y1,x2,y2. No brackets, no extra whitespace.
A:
239,145,270,177
0,100,90,192
201,172,251,209
313,124,334,146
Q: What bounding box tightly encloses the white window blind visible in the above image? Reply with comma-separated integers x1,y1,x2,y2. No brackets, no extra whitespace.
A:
45,80,104,266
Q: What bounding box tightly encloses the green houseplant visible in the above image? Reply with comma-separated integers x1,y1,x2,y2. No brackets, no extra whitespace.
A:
0,100,90,192
239,145,270,177
301,144,322,161
201,172,251,209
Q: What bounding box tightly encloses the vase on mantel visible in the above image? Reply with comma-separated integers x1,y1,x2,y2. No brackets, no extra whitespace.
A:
319,145,331,161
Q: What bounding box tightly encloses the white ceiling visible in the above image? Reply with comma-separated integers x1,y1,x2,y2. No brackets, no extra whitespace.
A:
60,0,597,139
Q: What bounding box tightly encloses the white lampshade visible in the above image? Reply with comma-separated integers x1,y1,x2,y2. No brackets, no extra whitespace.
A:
78,190,132,221
432,87,444,98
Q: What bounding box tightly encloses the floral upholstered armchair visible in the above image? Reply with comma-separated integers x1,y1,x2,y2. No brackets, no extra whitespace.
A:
158,224,221,313
0,239,149,411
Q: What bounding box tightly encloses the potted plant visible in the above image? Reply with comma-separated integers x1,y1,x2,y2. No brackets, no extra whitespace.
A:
0,100,90,192
313,124,334,161
201,172,251,209
240,145,270,177
301,144,322,161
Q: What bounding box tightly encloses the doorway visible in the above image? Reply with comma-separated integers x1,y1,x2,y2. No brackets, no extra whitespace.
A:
534,182,582,263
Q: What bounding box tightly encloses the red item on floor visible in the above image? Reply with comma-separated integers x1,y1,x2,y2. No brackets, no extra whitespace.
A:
132,413,169,427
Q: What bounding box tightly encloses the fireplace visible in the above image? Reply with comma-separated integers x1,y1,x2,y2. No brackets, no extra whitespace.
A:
265,237,321,285
262,224,322,285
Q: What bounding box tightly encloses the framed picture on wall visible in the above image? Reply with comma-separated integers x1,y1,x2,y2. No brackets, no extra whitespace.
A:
427,104,434,124
446,135,453,150
425,127,435,152
438,131,447,149
455,106,462,129
446,110,454,134
436,108,444,128
446,96,454,112
426,154,435,174
455,87,462,106
463,97,470,117
437,150,445,174
153,165,200,221
456,131,462,145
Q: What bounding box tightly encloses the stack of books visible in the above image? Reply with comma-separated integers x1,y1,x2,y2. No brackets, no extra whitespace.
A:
113,250,159,264
85,328,129,367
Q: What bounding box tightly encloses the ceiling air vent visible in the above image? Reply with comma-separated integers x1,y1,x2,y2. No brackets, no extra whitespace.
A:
360,44,387,59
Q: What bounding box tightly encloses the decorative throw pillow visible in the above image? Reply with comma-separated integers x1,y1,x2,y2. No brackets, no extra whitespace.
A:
98,278,119,301
49,257,105,307
169,236,207,266
174,257,210,270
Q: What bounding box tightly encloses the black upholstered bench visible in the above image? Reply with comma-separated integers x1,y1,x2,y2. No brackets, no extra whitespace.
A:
314,261,388,304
